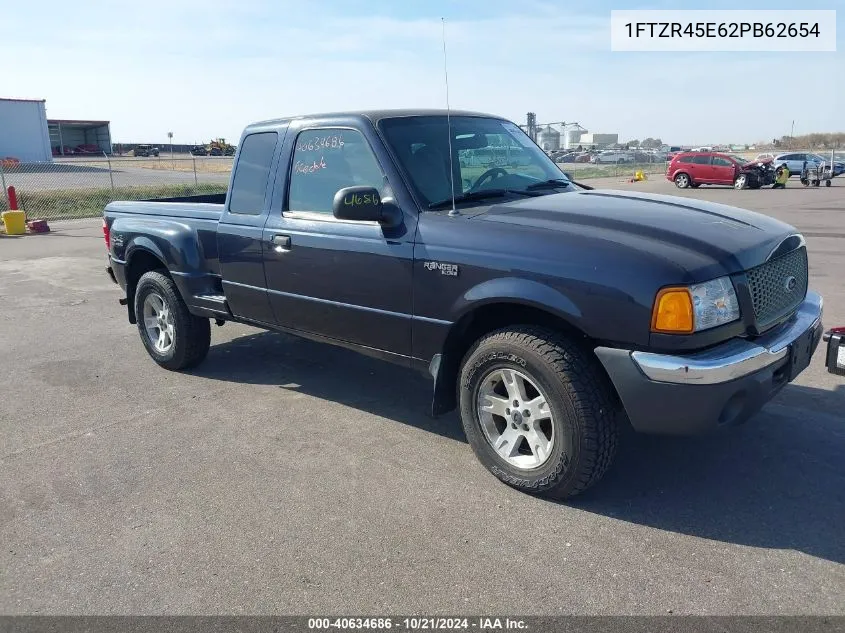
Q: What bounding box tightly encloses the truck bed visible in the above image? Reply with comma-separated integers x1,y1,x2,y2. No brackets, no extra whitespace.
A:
104,197,226,311
104,195,226,221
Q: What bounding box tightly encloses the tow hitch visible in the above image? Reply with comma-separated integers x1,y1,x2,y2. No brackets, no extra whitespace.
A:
824,327,845,376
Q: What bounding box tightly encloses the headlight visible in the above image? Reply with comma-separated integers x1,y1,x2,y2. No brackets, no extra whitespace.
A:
651,276,740,334
690,277,740,331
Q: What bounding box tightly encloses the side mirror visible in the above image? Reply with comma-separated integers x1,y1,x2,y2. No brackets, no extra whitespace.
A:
332,186,401,227
332,186,383,222
562,171,573,180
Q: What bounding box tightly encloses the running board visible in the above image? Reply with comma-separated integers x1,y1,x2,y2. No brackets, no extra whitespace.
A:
190,294,231,318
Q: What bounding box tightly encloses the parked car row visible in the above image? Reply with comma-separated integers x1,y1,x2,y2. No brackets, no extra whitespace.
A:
52,144,103,156
549,148,668,165
765,152,845,178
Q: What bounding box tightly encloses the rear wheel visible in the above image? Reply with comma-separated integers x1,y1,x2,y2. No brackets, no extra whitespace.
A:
674,173,691,188
459,326,619,499
134,271,210,370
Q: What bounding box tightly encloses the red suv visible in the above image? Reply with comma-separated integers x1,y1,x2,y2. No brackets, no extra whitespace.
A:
666,152,749,189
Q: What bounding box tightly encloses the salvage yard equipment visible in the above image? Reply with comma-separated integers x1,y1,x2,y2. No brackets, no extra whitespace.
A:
800,164,832,187
2,186,26,235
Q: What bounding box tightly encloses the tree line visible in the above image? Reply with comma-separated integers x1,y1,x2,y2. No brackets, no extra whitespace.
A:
769,133,844,150
620,133,843,151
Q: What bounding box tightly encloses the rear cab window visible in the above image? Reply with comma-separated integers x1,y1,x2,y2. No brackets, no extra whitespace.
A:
228,132,278,215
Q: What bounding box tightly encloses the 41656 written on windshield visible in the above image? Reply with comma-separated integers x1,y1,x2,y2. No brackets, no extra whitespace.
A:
610,9,836,52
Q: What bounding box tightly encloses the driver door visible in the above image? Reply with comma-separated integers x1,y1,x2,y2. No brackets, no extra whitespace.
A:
261,122,417,358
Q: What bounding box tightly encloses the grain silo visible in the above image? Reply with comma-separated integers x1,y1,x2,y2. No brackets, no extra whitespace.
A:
565,128,585,150
536,125,561,151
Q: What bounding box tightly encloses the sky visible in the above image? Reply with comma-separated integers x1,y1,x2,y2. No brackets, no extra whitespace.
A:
0,0,841,146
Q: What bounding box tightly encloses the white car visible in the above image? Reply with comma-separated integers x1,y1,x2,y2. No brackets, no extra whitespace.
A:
591,151,634,164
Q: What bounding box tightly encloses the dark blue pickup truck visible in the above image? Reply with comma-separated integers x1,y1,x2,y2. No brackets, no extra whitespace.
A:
104,109,824,498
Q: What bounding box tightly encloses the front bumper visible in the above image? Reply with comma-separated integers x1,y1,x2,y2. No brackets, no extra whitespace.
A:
595,291,823,435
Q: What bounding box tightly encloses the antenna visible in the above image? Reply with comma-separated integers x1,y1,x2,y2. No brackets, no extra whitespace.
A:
441,17,458,217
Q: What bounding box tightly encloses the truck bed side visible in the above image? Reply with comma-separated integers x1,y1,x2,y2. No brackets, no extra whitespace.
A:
105,200,229,321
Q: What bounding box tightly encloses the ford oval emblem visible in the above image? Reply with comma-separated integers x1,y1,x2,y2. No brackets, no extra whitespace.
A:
784,275,797,292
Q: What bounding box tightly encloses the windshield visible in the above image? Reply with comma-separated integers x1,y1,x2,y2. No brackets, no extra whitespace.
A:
379,116,572,208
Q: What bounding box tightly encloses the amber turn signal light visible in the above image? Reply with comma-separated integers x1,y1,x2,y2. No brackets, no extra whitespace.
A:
651,287,694,334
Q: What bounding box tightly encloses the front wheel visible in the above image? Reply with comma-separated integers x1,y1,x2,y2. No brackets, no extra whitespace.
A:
134,271,211,370
734,174,747,190
674,173,691,188
459,326,619,499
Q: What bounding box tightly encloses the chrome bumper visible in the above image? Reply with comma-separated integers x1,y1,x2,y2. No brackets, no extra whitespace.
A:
632,291,823,385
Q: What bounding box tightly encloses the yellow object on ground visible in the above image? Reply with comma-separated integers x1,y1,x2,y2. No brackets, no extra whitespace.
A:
2,210,26,235
634,170,647,181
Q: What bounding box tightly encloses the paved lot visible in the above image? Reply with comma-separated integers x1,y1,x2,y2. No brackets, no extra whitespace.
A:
1,181,843,615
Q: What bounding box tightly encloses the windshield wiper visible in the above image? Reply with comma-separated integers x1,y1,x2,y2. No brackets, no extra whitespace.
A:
428,188,537,210
525,178,572,191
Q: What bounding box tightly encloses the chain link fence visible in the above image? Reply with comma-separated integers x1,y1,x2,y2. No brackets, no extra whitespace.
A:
557,157,669,181
0,156,231,221
2,153,667,223
10,147,835,223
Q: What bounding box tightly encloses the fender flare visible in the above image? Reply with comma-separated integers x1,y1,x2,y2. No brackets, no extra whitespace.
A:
451,277,582,324
430,278,584,416
125,237,168,270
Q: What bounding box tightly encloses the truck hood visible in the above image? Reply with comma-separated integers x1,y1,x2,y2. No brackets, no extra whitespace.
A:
470,189,797,279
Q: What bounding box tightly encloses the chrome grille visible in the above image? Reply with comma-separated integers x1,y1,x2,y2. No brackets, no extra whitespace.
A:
746,246,808,329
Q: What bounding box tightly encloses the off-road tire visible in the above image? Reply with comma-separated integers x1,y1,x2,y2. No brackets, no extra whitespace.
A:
134,271,210,370
459,326,619,499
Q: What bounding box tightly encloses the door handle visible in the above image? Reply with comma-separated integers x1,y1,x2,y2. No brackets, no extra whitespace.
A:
271,234,291,253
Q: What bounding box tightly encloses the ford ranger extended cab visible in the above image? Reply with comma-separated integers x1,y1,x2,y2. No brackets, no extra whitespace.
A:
104,110,824,498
